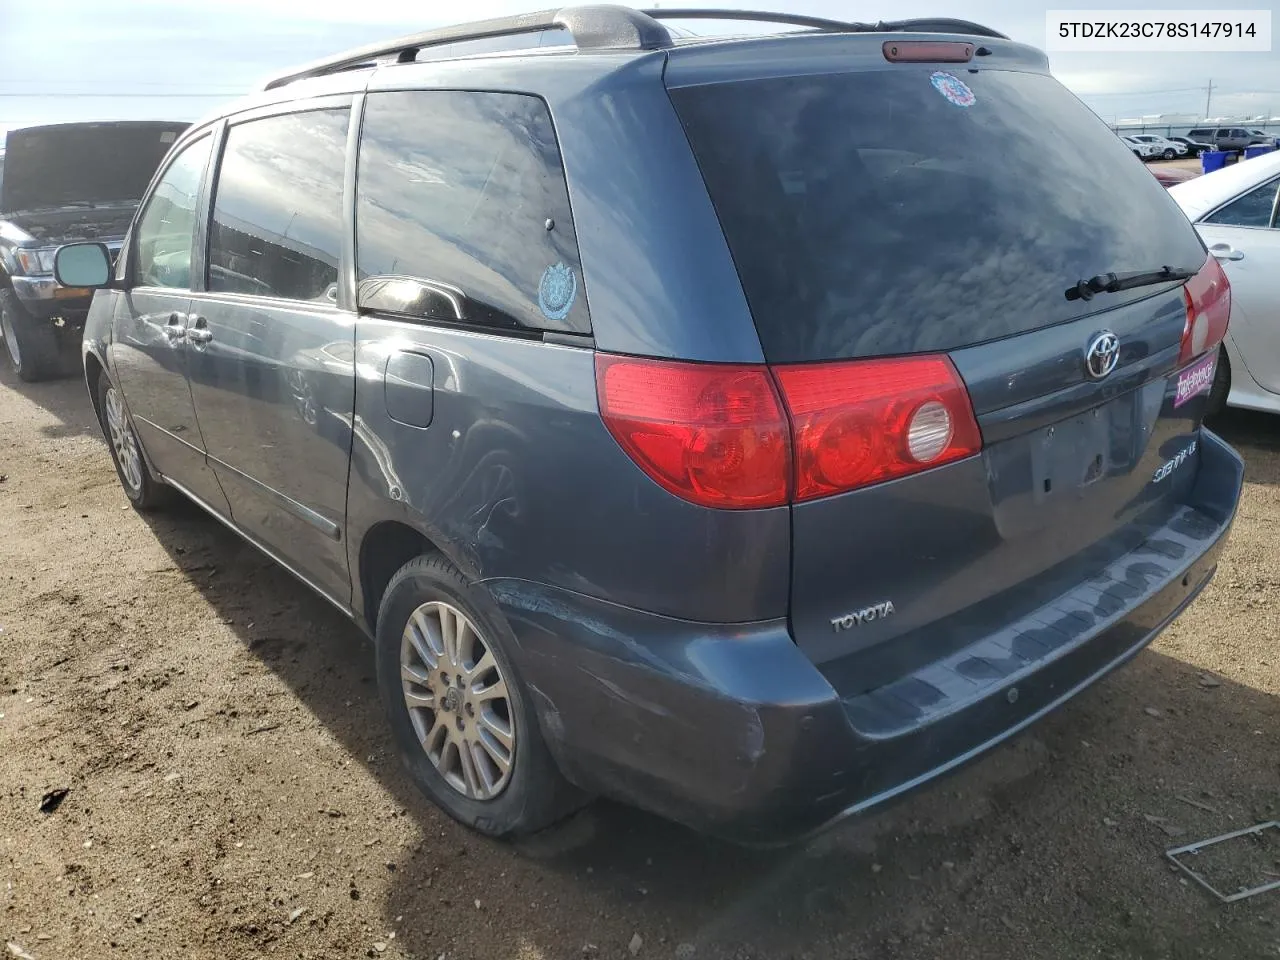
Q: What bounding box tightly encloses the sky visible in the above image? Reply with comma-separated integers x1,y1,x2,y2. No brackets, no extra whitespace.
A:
1,0,1278,140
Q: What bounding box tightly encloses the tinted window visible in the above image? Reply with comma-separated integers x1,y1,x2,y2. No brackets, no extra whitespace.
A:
208,108,348,301
356,91,588,334
1217,129,1231,138
671,70,1207,362
134,135,212,290
1203,178,1279,228
1189,129,1211,138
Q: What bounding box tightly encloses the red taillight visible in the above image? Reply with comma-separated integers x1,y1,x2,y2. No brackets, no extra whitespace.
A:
596,353,983,508
595,355,790,509
1179,252,1231,366
773,356,982,501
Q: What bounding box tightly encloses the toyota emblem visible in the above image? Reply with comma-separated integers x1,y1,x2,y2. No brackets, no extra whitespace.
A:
1085,331,1120,380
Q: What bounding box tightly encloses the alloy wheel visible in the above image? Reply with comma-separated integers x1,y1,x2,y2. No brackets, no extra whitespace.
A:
400,601,515,800
104,386,144,495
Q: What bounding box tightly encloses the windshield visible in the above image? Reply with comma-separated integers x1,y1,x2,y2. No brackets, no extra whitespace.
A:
671,68,1206,362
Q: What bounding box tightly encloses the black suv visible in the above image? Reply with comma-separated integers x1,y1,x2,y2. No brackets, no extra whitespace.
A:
0,121,188,381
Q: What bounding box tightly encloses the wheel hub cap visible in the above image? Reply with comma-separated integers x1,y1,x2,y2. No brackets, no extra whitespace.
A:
104,387,144,495
400,600,515,801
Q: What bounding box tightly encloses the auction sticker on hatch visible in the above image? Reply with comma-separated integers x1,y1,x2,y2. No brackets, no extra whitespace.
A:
930,72,976,107
1174,353,1217,408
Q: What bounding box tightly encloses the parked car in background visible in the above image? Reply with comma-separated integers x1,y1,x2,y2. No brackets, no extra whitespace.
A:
58,7,1242,844
1128,134,1186,159
1122,135,1162,160
1187,127,1273,152
1152,165,1198,188
0,121,188,381
1170,135,1215,157
1170,150,1280,415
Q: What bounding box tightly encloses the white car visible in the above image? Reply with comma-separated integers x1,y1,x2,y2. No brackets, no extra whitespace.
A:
1121,136,1162,160
1127,134,1188,159
1170,150,1280,414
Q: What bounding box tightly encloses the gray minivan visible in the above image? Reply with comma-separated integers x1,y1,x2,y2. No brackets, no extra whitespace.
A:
56,7,1242,844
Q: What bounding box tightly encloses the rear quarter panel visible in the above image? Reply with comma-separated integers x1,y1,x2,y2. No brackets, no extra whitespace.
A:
345,320,791,625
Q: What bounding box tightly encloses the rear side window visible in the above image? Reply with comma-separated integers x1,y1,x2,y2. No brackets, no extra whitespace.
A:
355,90,588,334
1203,178,1280,228
208,107,349,302
671,70,1208,361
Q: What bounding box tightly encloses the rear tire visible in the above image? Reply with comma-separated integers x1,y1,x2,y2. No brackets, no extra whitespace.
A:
0,288,61,382
375,553,582,838
1206,345,1230,418
94,369,172,511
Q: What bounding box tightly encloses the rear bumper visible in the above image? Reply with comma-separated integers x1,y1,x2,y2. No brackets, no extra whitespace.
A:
492,429,1242,844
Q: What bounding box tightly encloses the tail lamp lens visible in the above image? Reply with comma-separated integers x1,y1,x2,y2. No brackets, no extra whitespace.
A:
1180,252,1231,366
773,355,982,501
594,355,790,509
596,353,982,508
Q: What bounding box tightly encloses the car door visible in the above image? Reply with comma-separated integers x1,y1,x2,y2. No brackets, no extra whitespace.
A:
184,100,356,603
110,132,231,514
1195,174,1280,394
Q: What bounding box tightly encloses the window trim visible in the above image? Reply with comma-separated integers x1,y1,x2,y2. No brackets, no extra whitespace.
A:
351,86,591,339
1199,175,1280,230
125,130,217,294
199,95,357,308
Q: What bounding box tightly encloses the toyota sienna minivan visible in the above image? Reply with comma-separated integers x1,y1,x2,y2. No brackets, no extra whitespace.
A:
55,6,1243,843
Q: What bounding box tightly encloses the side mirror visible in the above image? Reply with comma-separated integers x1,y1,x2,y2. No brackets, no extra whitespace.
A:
54,242,113,289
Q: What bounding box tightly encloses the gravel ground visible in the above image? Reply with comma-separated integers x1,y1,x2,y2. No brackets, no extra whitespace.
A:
1,363,1277,960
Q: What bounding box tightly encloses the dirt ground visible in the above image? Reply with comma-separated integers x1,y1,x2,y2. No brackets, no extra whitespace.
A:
1,362,1278,960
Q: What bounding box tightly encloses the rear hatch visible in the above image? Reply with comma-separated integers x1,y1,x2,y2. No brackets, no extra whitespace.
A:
667,37,1224,684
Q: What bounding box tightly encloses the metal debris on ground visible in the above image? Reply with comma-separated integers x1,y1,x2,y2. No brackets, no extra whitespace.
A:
1175,794,1219,814
1166,821,1280,903
38,788,69,815
1145,814,1186,838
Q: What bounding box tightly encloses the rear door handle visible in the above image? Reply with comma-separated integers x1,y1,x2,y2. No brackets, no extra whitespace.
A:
1209,243,1245,261
187,316,213,344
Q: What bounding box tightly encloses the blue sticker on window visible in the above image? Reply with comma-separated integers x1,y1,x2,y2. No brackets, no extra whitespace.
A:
538,262,577,321
930,71,976,108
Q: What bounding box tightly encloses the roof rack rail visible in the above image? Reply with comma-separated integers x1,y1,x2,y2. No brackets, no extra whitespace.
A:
638,9,865,33
866,18,1008,40
260,5,674,91
259,6,1010,92
641,9,1007,40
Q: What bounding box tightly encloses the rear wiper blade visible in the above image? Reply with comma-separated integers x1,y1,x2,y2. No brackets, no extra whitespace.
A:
1065,265,1198,302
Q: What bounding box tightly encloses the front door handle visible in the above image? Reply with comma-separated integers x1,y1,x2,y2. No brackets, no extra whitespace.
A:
187,316,213,345
1209,243,1245,261
164,312,187,342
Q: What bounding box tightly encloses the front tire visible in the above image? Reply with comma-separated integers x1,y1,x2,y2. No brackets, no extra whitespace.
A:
0,289,61,382
375,554,580,837
95,370,171,510
1162,148,1176,160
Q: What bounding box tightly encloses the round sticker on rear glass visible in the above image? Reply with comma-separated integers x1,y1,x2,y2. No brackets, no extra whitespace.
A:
930,71,976,108
538,262,578,321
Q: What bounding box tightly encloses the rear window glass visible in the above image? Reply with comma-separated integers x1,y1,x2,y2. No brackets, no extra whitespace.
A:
670,69,1206,362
